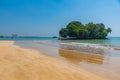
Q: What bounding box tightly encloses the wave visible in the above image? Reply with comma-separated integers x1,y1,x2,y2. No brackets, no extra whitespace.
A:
60,42,116,55
33,41,120,54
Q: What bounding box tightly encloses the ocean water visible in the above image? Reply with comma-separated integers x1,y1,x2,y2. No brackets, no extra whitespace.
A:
60,37,120,47
1,37,120,55
1,37,120,47
13,37,120,58
0,37,57,41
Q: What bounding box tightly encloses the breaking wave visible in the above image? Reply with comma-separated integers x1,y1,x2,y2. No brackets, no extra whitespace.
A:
60,42,118,55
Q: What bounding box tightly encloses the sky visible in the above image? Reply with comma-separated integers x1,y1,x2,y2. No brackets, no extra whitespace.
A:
0,0,120,37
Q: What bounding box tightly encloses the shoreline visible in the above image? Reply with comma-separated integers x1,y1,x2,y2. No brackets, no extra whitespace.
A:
0,41,109,80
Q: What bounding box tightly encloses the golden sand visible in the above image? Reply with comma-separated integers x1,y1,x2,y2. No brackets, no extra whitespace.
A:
0,41,109,80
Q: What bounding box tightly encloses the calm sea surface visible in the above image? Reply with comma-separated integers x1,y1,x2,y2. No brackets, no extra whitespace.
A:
1,37,120,80
1,37,120,47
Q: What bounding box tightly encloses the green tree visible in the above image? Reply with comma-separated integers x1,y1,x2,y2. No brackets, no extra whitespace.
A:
95,30,108,39
66,21,84,37
59,28,68,38
96,23,105,32
76,28,89,39
86,22,97,39
59,21,112,39
67,21,84,28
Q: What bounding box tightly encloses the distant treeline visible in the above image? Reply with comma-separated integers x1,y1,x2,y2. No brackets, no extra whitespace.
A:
59,21,112,39
0,34,18,38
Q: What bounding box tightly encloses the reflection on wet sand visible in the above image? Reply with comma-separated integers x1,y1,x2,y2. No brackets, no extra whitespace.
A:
59,49,104,64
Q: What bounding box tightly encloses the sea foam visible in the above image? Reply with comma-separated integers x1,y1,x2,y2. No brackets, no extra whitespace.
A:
60,42,114,55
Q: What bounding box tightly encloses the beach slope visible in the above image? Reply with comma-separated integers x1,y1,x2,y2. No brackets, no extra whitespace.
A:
0,41,108,80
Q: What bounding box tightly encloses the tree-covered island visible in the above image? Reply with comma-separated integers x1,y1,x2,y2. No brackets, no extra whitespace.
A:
59,21,112,40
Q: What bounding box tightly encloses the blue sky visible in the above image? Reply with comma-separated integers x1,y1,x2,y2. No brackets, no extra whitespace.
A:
0,0,120,37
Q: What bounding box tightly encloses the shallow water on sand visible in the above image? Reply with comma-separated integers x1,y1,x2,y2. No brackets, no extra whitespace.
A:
15,40,120,80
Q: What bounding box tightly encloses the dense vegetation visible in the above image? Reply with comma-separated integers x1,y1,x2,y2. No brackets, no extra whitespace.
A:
59,21,112,39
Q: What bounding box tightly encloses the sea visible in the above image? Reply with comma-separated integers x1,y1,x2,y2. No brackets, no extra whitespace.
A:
1,37,120,80
0,37,120,55
0,37,120,46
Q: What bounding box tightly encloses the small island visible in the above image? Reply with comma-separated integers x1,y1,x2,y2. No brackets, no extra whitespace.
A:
59,21,112,40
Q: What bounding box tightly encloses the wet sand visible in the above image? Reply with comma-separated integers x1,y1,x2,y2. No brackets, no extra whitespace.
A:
0,41,109,80
59,49,120,80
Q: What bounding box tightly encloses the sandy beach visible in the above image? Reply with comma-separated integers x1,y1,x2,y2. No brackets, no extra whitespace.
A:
0,41,109,80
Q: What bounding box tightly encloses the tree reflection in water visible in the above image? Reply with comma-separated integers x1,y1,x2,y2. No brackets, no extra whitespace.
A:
59,49,104,65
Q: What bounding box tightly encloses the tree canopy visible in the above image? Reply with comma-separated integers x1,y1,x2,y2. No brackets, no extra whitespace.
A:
59,21,112,39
